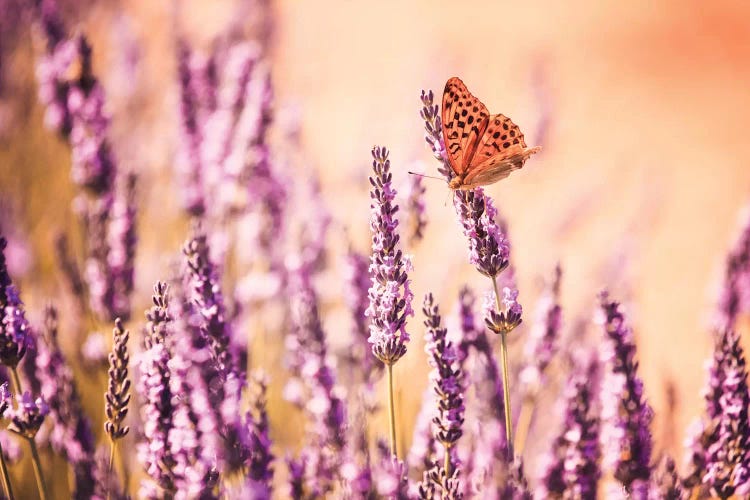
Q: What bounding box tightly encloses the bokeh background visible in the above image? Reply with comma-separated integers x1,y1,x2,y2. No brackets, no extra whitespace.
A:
2,0,750,495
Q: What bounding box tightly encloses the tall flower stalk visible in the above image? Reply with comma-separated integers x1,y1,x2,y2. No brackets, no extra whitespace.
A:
452,185,518,456
366,146,414,458
598,292,653,494
421,87,520,458
421,293,465,494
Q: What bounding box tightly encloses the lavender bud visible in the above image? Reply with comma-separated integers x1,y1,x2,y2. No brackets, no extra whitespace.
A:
104,318,130,441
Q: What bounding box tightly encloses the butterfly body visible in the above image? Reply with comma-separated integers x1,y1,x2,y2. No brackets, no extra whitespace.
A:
441,77,540,190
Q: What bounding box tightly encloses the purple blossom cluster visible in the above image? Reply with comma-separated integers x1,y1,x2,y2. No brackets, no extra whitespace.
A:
366,146,414,366
540,357,601,499
597,292,653,493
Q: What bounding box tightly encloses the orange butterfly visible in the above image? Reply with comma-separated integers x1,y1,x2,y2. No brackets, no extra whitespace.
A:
442,77,540,190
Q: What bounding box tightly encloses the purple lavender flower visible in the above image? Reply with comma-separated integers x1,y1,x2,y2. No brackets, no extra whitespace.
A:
105,318,130,441
366,146,414,365
167,341,222,498
245,372,274,496
170,274,249,479
4,389,49,439
540,359,601,499
454,188,510,278
423,294,465,470
0,285,29,369
183,231,239,379
284,256,346,496
702,328,750,498
107,172,138,321
484,286,523,336
598,292,653,492
419,89,450,178
35,305,98,497
519,265,562,399
138,282,176,497
175,39,208,217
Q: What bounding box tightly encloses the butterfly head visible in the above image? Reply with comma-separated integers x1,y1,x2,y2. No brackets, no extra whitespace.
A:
448,175,465,190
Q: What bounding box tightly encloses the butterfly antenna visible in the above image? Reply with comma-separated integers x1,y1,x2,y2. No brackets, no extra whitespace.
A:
407,171,445,182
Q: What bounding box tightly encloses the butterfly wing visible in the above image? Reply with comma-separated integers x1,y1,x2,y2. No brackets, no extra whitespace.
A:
462,113,540,188
441,77,490,176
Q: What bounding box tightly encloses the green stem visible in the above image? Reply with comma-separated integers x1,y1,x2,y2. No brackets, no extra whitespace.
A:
491,276,514,458
0,438,15,500
386,363,397,458
27,438,48,500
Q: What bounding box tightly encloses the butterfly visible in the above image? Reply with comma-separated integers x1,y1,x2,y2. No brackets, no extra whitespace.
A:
442,77,540,190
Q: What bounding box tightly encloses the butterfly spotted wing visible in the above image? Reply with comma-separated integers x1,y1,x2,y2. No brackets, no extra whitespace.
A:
441,77,490,179
441,77,540,190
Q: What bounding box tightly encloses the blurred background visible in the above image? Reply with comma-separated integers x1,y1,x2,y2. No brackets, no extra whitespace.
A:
2,0,750,495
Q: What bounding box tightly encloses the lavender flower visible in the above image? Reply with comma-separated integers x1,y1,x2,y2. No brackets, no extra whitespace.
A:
519,265,562,399
105,318,130,441
285,256,346,496
419,89,450,178
246,372,274,496
167,340,222,498
4,389,48,439
366,146,414,365
35,305,98,497
107,172,138,321
0,285,29,369
454,188,510,278
484,286,523,336
702,328,750,498
175,39,208,217
183,232,239,379
540,359,601,499
138,282,176,497
598,292,653,492
423,294,465,469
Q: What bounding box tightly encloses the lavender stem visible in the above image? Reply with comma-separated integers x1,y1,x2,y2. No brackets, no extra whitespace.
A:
27,437,49,500
0,439,15,500
8,368,21,394
491,276,514,457
387,363,397,458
